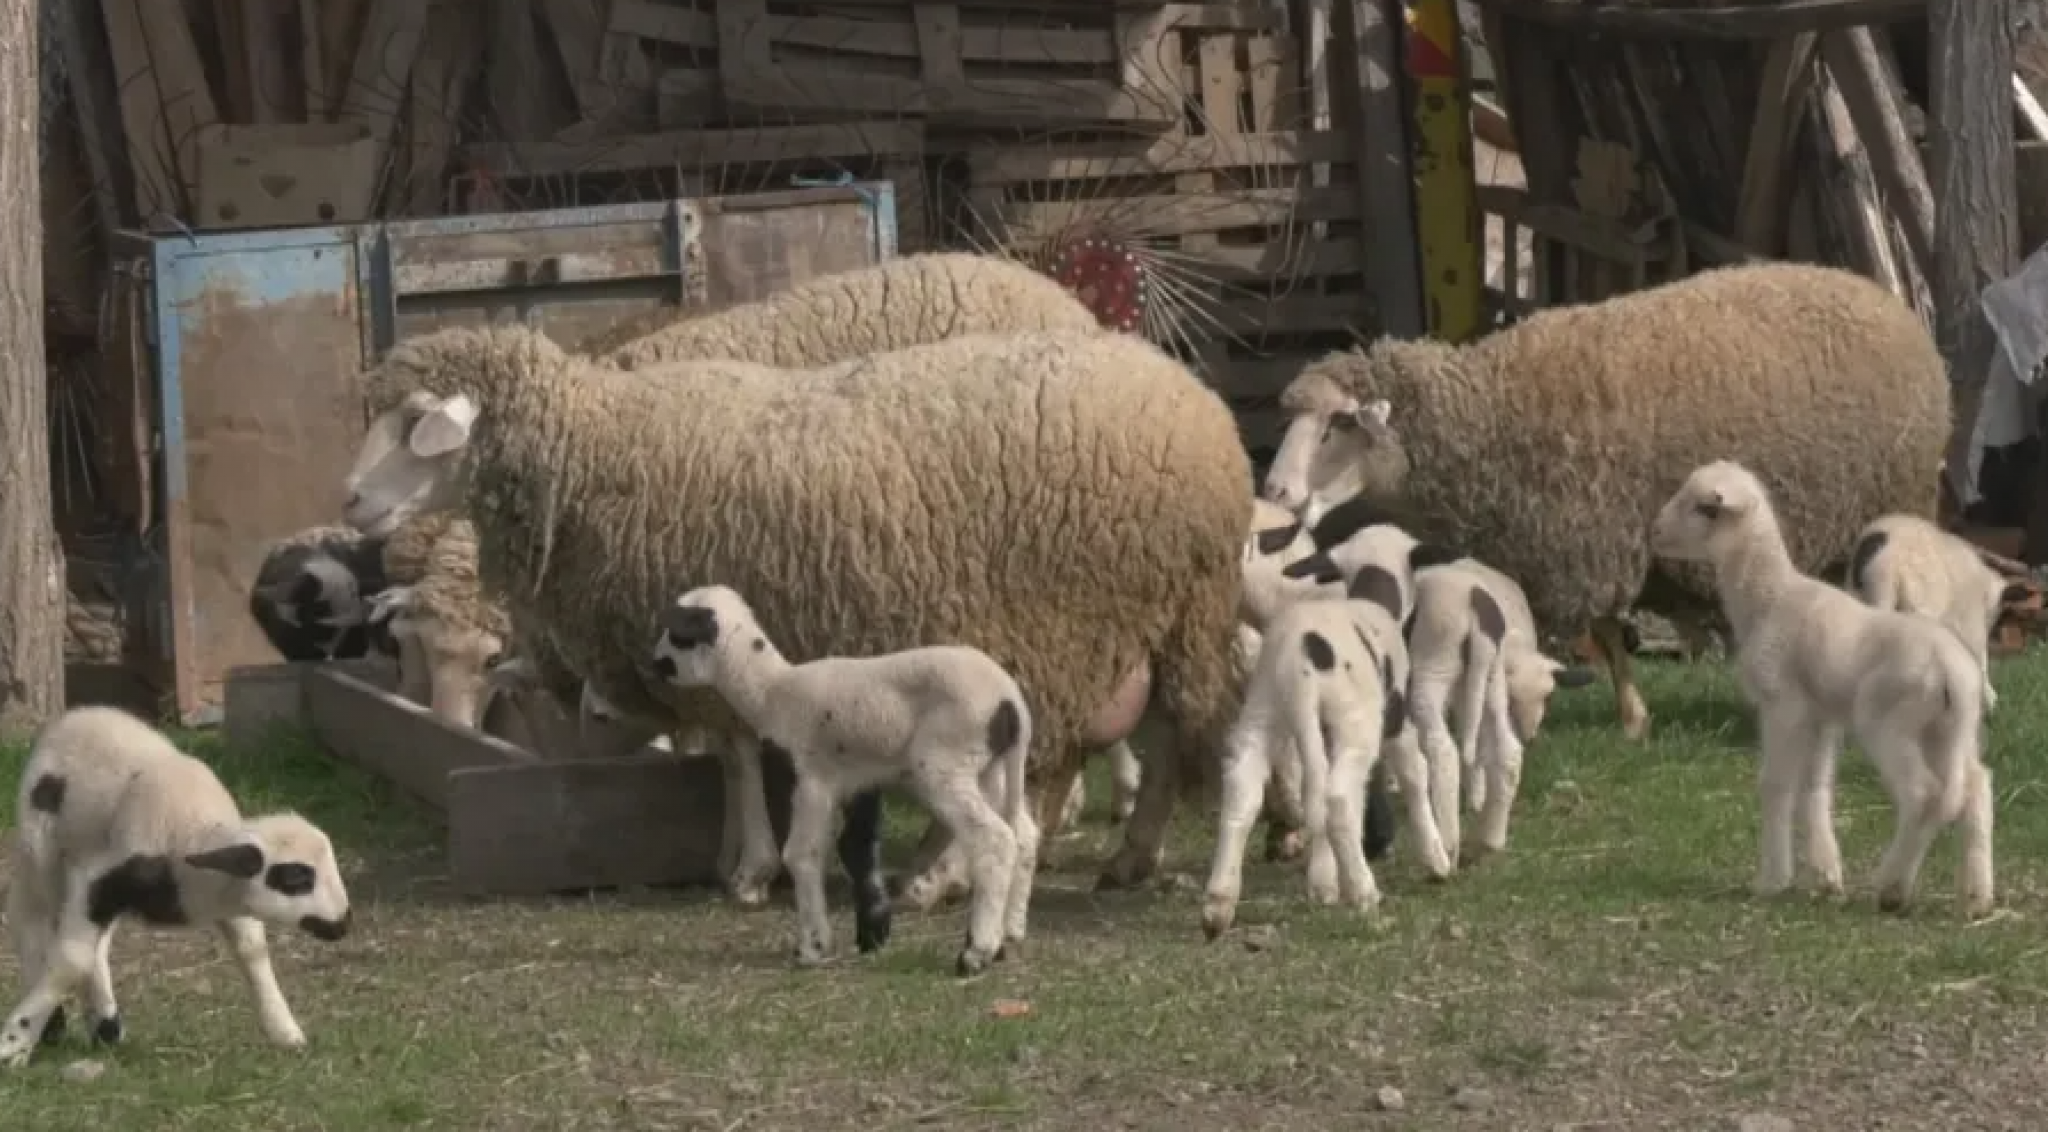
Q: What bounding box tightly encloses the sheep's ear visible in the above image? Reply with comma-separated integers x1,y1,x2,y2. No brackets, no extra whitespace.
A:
1282,551,1343,585
1553,663,1598,690
1253,522,1302,557
408,394,478,458
185,842,266,879
659,604,721,646
1409,543,1461,572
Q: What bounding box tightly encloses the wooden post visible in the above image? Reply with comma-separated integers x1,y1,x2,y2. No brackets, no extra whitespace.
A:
1406,0,1484,343
1927,0,2020,544
1338,0,1425,339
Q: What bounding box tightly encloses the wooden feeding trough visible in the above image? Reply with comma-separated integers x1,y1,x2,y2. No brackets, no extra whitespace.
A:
224,660,794,898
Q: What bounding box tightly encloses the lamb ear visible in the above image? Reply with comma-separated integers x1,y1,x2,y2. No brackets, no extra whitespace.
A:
185,842,266,879
1281,551,1342,585
1253,522,1302,557
408,394,478,458
659,604,721,646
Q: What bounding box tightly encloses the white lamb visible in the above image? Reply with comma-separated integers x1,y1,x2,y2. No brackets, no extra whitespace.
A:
650,585,1038,975
1846,513,2026,712
1404,558,1594,863
1651,461,1994,918
0,707,353,1067
1201,596,1442,939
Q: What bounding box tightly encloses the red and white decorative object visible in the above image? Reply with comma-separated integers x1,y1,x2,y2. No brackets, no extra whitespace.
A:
1045,232,1148,335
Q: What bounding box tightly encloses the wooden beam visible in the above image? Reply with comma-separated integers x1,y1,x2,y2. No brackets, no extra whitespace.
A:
1927,0,2020,545
1810,66,1904,297
53,0,130,232
1337,0,1424,338
1470,0,1926,41
1821,29,1935,280
1734,34,1815,255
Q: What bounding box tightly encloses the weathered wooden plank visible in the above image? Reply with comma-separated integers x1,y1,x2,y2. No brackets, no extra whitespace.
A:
1472,0,1924,41
963,131,1351,183
54,0,130,233
337,1,429,151
464,121,924,178
304,668,535,812
1821,29,1934,276
298,0,325,121
1734,34,1815,255
237,0,298,122
994,185,1356,240
1335,0,1422,337
912,5,965,85
446,751,795,896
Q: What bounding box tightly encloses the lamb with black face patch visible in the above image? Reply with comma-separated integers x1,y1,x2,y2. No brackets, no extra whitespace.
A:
246,524,396,663
0,707,352,1068
651,585,1039,976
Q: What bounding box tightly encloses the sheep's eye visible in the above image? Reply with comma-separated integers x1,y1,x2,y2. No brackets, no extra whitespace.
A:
264,863,317,896
1694,501,1724,520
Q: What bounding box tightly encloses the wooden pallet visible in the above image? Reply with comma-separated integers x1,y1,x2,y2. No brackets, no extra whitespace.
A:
612,1,1182,131
223,661,794,897
953,6,1372,468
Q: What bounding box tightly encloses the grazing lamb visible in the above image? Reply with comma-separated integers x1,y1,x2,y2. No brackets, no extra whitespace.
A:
246,525,395,662
651,586,1037,975
1200,596,1440,939
0,707,352,1067
1263,263,1951,743
1650,461,1994,918
1846,514,2027,711
338,324,1249,928
1405,558,1595,862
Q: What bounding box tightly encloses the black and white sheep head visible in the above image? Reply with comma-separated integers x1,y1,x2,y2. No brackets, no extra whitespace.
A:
187,813,352,942
342,391,479,538
1650,460,1769,564
1264,394,1403,521
1243,499,1312,567
1282,522,1462,622
650,585,764,689
247,546,386,662
1505,652,1598,742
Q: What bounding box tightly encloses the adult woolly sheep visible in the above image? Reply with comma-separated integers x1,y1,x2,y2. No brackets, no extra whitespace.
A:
1,707,352,1067
1261,262,1950,742
652,586,1037,974
367,516,509,728
1846,514,2027,712
1651,462,1994,918
601,251,1102,372
246,525,395,662
337,324,1250,908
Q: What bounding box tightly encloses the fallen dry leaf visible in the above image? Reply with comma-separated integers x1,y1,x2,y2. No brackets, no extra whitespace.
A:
989,999,1032,1019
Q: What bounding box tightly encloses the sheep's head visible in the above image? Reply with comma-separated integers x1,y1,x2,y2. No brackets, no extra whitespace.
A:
187,813,351,942
1506,653,1598,741
1651,460,1769,563
342,390,477,537
651,585,759,688
1265,391,1404,516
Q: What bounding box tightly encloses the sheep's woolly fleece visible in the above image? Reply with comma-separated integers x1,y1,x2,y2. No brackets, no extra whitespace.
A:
1281,262,1950,637
602,252,1102,371
361,324,1251,794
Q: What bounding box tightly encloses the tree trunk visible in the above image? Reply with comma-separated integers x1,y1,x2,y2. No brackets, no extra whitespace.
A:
0,0,62,737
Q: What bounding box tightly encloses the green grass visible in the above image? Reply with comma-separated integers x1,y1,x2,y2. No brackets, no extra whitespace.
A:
6,654,2048,1129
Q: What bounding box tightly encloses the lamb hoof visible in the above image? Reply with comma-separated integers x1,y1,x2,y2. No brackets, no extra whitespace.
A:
1621,714,1653,742
1200,897,1235,941
1875,886,1910,915
954,948,995,978
0,1040,31,1070
854,905,894,954
1094,850,1159,892
996,937,1025,963
38,1007,65,1048
266,1022,308,1050
791,945,831,969
1963,892,1997,921
90,1014,122,1047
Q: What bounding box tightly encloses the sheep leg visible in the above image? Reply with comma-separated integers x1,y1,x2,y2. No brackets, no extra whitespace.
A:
1300,732,1339,907
2,864,65,1047
990,759,1041,954
1108,740,1142,823
0,881,106,1069
1801,725,1845,897
894,823,972,913
1261,743,1307,863
1590,617,1652,741
1059,774,1086,831
1202,717,1275,939
1752,708,1815,899
1324,731,1382,913
1415,657,1475,868
783,776,840,967
1866,732,1951,915
1097,740,1178,891
724,734,782,906
1447,656,1490,815
1385,727,1455,880
218,917,306,1049
396,632,432,705
1473,660,1524,855
836,789,893,954
83,926,122,1045
1958,762,1996,920
923,762,1017,977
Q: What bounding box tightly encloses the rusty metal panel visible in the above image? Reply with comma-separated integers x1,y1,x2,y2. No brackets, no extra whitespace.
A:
144,183,896,726
154,228,365,725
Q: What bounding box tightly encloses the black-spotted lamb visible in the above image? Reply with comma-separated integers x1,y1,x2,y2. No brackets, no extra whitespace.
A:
1264,263,1951,745
1200,596,1432,939
651,586,1036,975
1404,558,1594,862
1651,461,1994,919
0,707,353,1067
337,324,1250,941
1846,514,2027,712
